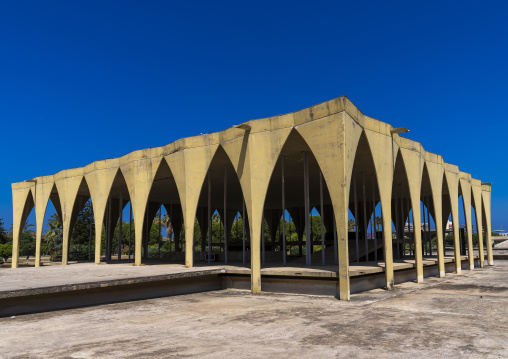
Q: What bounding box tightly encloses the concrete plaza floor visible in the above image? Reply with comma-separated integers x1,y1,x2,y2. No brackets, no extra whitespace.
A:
1,261,507,358
0,254,467,296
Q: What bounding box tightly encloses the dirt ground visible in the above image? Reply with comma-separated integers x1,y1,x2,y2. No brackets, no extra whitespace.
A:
1,262,508,359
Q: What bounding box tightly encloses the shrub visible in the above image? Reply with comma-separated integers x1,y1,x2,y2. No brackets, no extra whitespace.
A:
147,246,161,259
0,243,13,261
69,244,90,261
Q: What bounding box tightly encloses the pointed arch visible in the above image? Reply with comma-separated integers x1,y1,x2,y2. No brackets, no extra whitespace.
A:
120,156,162,266
165,144,218,267
471,182,484,267
35,181,58,266
481,187,493,265
441,173,453,256
444,167,462,273
142,157,184,262
424,156,446,277
66,177,96,263
85,165,120,263
295,112,363,300
193,145,248,265
458,175,474,270
420,164,437,262
36,183,65,265
261,129,337,269
391,149,412,261
221,126,292,269
349,131,383,263
54,175,84,265
101,169,130,263
11,185,36,268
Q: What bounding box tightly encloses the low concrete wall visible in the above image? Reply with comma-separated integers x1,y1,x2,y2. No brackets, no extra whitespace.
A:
225,259,479,297
0,274,223,317
1,259,480,316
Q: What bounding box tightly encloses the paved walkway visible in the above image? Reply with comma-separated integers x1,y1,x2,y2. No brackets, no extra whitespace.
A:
1,261,506,358
1,254,472,294
0,263,221,293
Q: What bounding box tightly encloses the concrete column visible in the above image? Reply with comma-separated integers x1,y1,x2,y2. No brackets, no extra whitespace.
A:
167,146,218,268
158,205,161,258
425,194,431,256
410,193,424,282
353,174,360,262
118,191,123,262
224,167,228,265
129,204,132,263
89,207,93,261
422,196,427,257
394,185,400,259
445,169,462,273
11,186,35,268
372,177,377,261
107,197,112,262
433,191,445,277
320,172,325,266
471,183,484,268
250,209,262,294
334,187,350,300
333,215,338,265
55,176,84,266
476,206,484,268
407,193,412,257
425,158,445,277
290,111,358,300
34,182,54,267
399,146,426,282
361,130,395,289
242,199,246,266
119,157,163,267
85,167,119,265
303,152,310,267
362,173,368,261
282,157,286,266
133,206,144,266
207,176,212,264
482,186,493,265
401,187,406,257
261,216,265,266
460,176,474,270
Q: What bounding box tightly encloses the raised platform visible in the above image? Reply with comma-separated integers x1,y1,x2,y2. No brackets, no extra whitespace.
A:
0,255,481,317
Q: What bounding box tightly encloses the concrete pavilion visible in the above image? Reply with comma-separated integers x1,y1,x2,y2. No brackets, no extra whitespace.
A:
10,96,493,301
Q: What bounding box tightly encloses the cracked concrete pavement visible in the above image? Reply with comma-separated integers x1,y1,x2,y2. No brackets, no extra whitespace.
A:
1,261,507,358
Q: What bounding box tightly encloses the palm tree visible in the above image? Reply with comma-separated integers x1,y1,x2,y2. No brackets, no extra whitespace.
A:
153,213,173,242
44,214,62,243
369,216,383,232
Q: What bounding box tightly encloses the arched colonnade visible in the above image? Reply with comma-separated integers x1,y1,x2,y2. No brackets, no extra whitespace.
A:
11,96,493,301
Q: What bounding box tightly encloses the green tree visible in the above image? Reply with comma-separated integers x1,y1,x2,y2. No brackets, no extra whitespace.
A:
45,213,62,243
0,243,12,261
230,215,247,243
153,213,173,241
348,219,356,231
0,218,8,244
370,216,382,231
45,213,63,261
70,201,94,245
18,222,36,258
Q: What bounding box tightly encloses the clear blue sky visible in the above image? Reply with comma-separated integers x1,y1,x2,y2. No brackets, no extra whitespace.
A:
1,1,506,231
